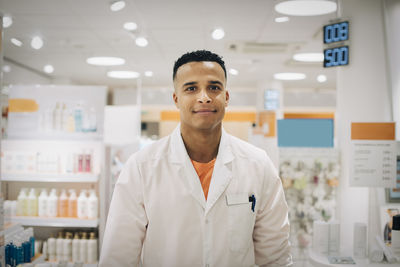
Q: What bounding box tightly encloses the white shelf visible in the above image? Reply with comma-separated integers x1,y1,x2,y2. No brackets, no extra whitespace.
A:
1,173,99,182
11,217,99,228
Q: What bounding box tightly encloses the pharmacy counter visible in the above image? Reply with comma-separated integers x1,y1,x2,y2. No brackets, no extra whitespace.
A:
309,250,396,266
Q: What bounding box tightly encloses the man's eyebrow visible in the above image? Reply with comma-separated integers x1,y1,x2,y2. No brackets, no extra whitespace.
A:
209,80,223,86
183,81,197,87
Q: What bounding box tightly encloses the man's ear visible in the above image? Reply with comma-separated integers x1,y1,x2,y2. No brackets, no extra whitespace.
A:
173,92,179,108
225,90,230,107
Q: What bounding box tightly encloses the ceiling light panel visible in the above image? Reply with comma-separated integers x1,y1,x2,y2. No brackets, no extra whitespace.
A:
135,37,148,47
11,38,23,47
110,1,126,12
274,72,306,80
275,0,337,16
3,16,12,28
107,71,140,79
31,36,44,50
211,28,225,40
86,57,125,66
293,53,324,62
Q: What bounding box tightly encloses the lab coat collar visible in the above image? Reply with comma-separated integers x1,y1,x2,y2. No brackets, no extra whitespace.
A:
169,125,234,213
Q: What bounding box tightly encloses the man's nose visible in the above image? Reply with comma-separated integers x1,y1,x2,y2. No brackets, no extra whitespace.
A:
197,89,211,103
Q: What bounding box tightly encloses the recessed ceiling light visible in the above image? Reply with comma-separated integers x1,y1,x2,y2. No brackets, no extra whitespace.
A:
107,71,140,79
229,68,239,75
3,16,12,28
274,72,306,80
275,0,337,16
31,36,44,50
144,71,153,77
317,74,327,83
123,22,137,31
293,53,324,62
2,65,11,73
275,16,290,23
110,1,126,11
211,28,225,40
86,57,125,66
135,37,148,47
11,38,23,47
43,65,54,74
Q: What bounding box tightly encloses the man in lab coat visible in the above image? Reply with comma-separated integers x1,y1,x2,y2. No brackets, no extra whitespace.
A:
100,50,292,267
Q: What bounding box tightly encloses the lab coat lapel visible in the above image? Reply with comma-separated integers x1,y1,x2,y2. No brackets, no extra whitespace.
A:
205,129,234,215
169,126,206,209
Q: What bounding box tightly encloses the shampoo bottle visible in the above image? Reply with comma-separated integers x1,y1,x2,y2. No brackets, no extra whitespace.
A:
63,232,72,262
72,232,80,263
58,189,68,217
68,189,77,218
87,190,98,219
27,188,38,216
38,189,48,217
79,232,88,263
56,232,64,262
47,189,58,217
17,188,28,216
47,233,56,261
87,232,98,263
77,190,88,219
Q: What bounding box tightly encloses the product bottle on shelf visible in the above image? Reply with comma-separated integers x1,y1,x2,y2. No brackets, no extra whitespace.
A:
47,234,56,261
87,232,98,263
61,103,68,132
53,102,62,131
68,189,78,218
47,189,58,217
88,106,97,132
22,232,31,263
78,152,84,173
79,232,87,264
67,108,75,133
42,240,48,260
58,189,68,217
72,232,80,263
38,189,48,217
63,232,72,262
56,232,64,262
27,188,38,216
27,228,35,259
84,150,92,173
74,103,83,132
87,190,98,219
16,188,28,216
77,190,88,219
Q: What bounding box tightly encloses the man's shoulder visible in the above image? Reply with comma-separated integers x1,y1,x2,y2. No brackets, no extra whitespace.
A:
227,133,267,162
129,135,171,163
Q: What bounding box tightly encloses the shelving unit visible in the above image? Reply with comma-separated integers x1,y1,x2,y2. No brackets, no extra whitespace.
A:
1,173,99,183
11,217,99,228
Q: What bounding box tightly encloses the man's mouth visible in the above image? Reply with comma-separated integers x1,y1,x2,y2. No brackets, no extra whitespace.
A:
193,109,217,114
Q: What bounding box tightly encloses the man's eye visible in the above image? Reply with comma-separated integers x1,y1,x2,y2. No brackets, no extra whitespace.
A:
209,86,220,91
185,87,196,91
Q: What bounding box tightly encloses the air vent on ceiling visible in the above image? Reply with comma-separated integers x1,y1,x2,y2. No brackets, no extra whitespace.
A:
227,42,289,54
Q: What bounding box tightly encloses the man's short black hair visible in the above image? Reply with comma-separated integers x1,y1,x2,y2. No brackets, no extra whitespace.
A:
173,50,227,80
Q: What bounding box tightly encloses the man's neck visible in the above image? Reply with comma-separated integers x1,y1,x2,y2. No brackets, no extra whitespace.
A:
180,125,222,163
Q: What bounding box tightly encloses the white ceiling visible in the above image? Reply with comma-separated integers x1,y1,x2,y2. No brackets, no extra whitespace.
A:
0,0,338,91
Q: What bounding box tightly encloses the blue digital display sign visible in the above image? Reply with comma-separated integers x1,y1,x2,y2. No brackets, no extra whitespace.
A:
324,46,349,67
323,21,349,44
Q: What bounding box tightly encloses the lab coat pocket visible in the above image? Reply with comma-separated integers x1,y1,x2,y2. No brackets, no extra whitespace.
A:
227,194,256,252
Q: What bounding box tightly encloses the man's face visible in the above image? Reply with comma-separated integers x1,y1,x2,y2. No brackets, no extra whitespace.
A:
173,61,229,132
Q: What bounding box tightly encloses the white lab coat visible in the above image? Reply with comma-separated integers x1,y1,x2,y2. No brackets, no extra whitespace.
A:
100,126,292,267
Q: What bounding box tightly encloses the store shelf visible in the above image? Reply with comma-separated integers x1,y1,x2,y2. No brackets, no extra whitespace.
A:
11,217,99,228
1,173,99,182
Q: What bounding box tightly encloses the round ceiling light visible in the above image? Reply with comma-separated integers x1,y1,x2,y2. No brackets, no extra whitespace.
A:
123,22,137,31
2,65,11,73
275,0,337,16
107,71,140,79
43,65,54,74
135,37,148,47
293,52,324,62
11,38,23,47
211,28,225,40
317,74,327,83
86,57,125,66
31,36,44,50
3,16,12,28
110,1,126,11
274,72,306,80
144,71,153,77
275,16,290,23
229,68,239,75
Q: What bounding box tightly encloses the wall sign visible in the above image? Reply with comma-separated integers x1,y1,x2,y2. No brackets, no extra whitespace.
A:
323,20,350,68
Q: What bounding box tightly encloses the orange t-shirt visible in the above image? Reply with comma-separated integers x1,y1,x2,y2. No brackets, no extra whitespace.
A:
191,158,216,200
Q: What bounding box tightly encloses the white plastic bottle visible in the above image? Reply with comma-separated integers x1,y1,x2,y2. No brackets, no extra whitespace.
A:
56,232,64,262
87,190,98,219
47,189,58,217
47,233,56,261
16,188,28,216
61,103,69,132
38,189,48,217
72,232,80,263
88,107,97,132
58,189,68,217
53,102,62,131
27,188,38,216
79,232,88,263
68,189,78,218
77,190,88,219
87,232,98,263
63,232,72,262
